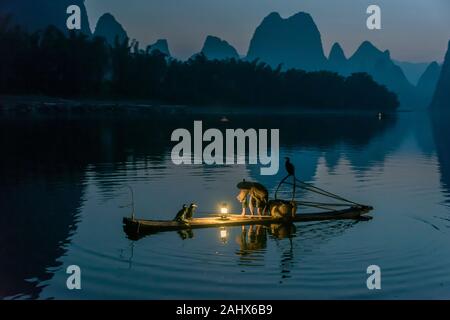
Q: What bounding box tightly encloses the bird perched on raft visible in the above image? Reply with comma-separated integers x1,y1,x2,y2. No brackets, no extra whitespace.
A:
285,157,295,176
173,204,188,222
173,203,198,223
185,203,198,220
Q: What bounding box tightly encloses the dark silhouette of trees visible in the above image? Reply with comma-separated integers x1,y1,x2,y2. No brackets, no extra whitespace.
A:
110,38,167,98
158,56,398,109
0,16,108,97
0,17,399,110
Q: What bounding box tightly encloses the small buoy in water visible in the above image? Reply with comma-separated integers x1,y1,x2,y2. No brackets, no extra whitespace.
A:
378,112,382,120
220,116,229,122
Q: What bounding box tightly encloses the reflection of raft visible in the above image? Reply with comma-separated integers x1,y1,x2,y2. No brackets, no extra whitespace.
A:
123,205,373,238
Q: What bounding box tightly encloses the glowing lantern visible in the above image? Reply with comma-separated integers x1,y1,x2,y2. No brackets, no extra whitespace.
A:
220,203,229,215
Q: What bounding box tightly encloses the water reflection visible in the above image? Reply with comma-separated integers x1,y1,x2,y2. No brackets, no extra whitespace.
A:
236,225,269,256
0,116,88,299
232,219,361,283
236,224,296,281
430,111,450,206
177,229,195,240
1,108,450,299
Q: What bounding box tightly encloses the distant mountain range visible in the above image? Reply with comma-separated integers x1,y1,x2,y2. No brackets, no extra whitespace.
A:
347,41,414,104
200,36,240,60
417,62,442,106
328,43,347,74
1,4,447,108
93,13,128,47
394,61,430,86
245,12,431,107
187,12,441,108
247,12,327,71
431,41,450,109
147,39,171,56
0,0,91,35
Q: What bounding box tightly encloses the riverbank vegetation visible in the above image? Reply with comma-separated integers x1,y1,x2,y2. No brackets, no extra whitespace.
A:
0,17,399,110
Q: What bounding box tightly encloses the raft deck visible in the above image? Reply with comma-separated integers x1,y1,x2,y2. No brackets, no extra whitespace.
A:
123,205,373,238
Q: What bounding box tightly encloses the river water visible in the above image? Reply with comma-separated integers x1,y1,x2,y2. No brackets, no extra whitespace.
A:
1,108,450,299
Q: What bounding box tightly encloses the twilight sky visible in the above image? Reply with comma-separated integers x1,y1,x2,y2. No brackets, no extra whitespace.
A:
85,0,450,62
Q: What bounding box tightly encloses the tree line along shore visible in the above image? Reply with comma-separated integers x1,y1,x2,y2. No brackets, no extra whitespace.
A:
0,19,399,111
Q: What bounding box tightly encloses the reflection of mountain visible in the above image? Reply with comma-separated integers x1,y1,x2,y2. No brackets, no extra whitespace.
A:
244,113,398,187
0,119,86,299
0,172,84,299
418,91,450,205
0,109,424,298
0,113,177,298
430,112,450,198
94,13,128,47
0,0,91,35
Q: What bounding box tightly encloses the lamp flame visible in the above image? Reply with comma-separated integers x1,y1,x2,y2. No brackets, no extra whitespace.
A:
220,203,229,215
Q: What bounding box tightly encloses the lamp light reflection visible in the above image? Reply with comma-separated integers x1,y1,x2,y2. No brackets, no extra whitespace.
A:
220,227,228,243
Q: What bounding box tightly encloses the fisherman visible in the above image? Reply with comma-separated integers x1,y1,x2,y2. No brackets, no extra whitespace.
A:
248,182,269,216
236,179,251,216
236,179,269,217
237,188,250,216
173,204,188,222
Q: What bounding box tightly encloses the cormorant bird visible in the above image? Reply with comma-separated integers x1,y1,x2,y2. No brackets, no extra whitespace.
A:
185,203,198,220
173,204,188,221
285,157,295,176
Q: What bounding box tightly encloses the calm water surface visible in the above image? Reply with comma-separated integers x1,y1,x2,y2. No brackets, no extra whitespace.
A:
1,108,450,299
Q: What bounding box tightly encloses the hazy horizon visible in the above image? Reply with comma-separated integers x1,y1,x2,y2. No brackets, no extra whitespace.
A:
84,0,450,63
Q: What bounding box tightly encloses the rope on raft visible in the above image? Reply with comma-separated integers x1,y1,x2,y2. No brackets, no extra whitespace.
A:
275,174,363,209
202,175,364,216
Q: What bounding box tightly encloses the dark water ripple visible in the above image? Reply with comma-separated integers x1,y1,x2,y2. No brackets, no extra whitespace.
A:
2,111,450,299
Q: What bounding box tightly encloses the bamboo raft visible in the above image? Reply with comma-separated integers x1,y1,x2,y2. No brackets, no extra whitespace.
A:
123,205,373,238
